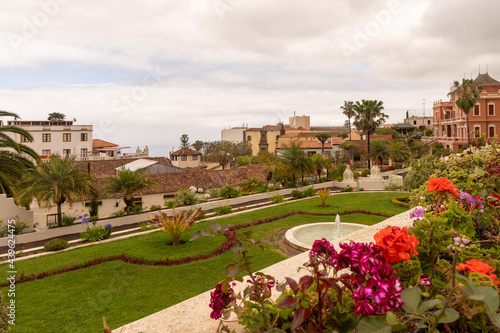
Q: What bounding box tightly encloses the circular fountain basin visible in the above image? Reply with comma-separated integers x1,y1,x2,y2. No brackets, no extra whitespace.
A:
285,222,368,251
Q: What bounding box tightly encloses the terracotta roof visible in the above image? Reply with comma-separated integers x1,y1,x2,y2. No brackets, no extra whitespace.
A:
93,139,119,148
171,147,201,156
77,157,173,177
474,73,500,85
246,124,308,132
277,139,333,149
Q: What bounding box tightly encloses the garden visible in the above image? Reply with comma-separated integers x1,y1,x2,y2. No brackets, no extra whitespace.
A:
0,192,408,332
207,147,500,332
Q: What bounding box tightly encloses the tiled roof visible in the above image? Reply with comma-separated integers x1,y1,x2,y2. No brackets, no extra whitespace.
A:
77,157,173,177
171,147,202,156
246,125,308,132
474,73,500,85
93,139,119,148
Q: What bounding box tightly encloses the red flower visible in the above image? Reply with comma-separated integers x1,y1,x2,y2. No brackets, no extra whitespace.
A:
427,178,457,198
456,259,499,286
374,226,419,263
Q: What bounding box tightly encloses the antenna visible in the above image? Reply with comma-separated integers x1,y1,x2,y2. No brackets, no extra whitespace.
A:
487,64,489,73
422,99,426,118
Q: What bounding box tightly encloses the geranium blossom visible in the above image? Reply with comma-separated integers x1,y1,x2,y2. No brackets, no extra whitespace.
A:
209,283,235,319
374,226,419,263
456,259,500,286
409,208,424,219
427,177,457,198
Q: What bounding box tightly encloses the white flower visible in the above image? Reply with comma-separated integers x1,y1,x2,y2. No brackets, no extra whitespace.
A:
198,188,204,193
189,186,197,193
204,193,211,199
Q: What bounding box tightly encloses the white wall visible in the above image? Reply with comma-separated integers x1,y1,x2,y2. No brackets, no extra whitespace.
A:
0,194,37,232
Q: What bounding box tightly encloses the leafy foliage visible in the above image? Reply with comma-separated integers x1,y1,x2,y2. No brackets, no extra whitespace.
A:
150,208,201,246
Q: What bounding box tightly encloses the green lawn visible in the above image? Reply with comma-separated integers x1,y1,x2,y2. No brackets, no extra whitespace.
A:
1,192,409,332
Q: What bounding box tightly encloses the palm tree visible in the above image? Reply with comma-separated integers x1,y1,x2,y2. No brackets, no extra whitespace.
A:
341,101,354,140
315,133,331,153
366,139,391,165
310,153,330,179
410,141,431,159
352,100,388,168
389,140,410,168
0,111,39,196
15,155,95,226
448,79,483,148
260,154,285,188
280,142,313,183
102,167,156,214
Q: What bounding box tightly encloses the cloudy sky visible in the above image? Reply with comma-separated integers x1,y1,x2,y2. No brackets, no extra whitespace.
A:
1,0,499,156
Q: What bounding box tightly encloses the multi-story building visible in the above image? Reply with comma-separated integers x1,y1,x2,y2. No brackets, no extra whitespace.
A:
4,120,93,159
431,72,500,151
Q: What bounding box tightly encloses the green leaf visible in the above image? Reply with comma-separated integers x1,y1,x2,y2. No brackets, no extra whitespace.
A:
418,299,442,313
386,311,398,326
456,274,479,295
200,230,213,237
357,316,392,333
401,287,421,314
489,313,500,328
277,295,298,308
231,246,245,255
226,264,240,277
189,230,201,241
209,223,221,234
259,238,271,243
435,308,459,323
477,286,499,313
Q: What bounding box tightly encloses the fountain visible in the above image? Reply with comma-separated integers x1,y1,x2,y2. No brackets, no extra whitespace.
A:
285,215,368,250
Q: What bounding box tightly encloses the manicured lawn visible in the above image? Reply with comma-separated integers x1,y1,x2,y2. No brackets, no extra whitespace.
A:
1,192,408,332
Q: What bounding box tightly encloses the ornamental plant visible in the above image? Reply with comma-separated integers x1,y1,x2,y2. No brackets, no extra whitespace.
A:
44,238,69,251
150,208,201,246
317,188,331,207
79,214,113,242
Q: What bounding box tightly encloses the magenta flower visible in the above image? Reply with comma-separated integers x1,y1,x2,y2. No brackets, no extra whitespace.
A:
247,276,275,295
418,274,432,287
409,208,424,219
209,283,235,320
310,238,337,260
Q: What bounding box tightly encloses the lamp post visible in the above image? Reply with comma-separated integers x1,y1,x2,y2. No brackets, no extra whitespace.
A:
115,195,121,207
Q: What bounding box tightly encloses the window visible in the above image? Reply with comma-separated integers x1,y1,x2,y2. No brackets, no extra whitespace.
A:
63,149,71,156
474,126,481,138
427,120,431,125
474,105,480,116
42,149,51,156
489,126,495,138
42,133,51,142
20,135,29,142
81,133,88,141
181,155,187,161
489,104,495,116
81,148,88,157
247,135,251,141
192,155,198,161
63,133,71,142
413,121,417,125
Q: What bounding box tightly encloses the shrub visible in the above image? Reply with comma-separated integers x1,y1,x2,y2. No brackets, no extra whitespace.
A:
298,179,311,186
354,161,363,169
150,208,201,246
269,193,284,204
150,204,162,211
239,177,265,193
44,238,69,251
353,170,360,180
109,210,125,218
89,196,99,218
340,187,353,192
329,163,346,180
220,184,239,199
291,190,305,199
174,189,199,206
165,200,176,208
303,187,316,197
208,188,220,199
80,223,113,243
139,221,156,231
361,168,370,177
403,155,439,192
61,213,77,226
317,188,331,207
392,196,410,208
214,205,232,216
358,188,364,191
384,183,401,191
129,205,144,215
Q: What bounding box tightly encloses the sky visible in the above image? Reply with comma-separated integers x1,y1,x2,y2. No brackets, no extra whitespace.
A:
1,0,500,157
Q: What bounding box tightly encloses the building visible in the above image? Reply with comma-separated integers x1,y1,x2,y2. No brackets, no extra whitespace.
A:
404,115,433,128
221,126,247,143
431,72,500,151
4,119,93,160
170,147,202,168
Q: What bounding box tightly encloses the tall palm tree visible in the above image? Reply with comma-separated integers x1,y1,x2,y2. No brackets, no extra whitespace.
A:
310,153,330,179
389,140,410,168
352,100,388,168
15,155,95,226
280,142,313,183
341,101,354,140
448,79,483,148
102,167,156,214
0,111,39,196
366,139,391,165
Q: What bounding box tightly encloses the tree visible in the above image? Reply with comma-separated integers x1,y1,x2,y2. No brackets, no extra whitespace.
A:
47,112,66,121
339,141,359,162
15,155,95,226
410,141,431,159
191,140,205,153
310,153,330,179
0,111,39,196
448,79,483,148
102,167,156,215
352,100,388,168
337,133,349,139
180,134,190,148
366,139,391,164
389,140,410,168
280,142,313,183
204,141,252,170
315,133,331,153
341,101,354,140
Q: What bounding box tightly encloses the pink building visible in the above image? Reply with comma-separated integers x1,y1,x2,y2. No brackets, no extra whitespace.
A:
431,72,500,151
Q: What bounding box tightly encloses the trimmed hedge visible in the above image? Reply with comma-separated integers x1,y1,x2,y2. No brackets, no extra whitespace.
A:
392,196,410,208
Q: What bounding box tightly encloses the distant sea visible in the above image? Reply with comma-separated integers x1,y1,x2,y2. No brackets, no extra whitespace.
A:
146,144,177,158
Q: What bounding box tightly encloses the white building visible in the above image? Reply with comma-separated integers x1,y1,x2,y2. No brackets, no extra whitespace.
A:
4,120,93,159
221,126,247,143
